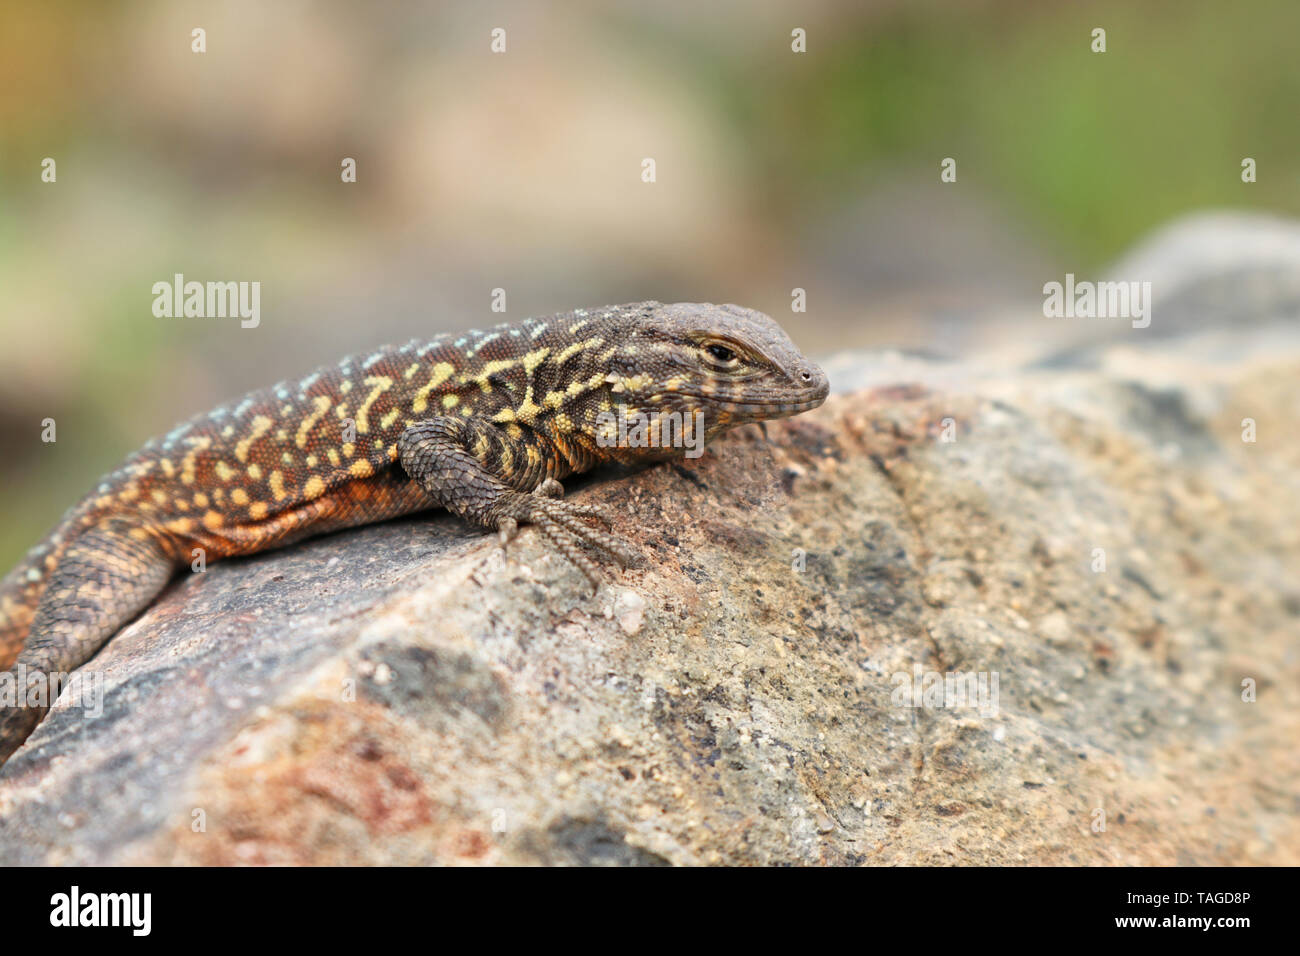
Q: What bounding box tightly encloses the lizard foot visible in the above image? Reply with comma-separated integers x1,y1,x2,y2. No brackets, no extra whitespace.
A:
495,490,638,591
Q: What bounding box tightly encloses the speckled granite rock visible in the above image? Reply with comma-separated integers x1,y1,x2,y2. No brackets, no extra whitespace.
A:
3,229,1298,865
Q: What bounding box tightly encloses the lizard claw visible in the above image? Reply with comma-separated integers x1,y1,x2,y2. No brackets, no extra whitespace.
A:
497,515,519,547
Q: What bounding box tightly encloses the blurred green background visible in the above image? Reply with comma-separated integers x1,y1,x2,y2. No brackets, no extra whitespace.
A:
2,0,1298,567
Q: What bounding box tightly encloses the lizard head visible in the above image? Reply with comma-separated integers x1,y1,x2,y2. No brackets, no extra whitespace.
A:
604,301,830,437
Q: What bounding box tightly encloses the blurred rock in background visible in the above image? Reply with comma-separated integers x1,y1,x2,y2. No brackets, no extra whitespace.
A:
2,0,1299,569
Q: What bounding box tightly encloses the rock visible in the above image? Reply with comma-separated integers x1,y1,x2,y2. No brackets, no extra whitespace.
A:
2,224,1298,865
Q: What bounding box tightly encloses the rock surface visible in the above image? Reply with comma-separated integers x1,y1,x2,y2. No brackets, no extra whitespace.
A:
2,221,1299,865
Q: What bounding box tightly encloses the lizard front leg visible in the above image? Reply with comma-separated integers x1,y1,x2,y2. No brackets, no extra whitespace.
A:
0,519,175,763
397,417,636,588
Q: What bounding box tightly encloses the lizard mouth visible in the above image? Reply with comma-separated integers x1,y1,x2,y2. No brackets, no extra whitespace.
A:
675,391,828,420
726,396,827,417
684,379,829,418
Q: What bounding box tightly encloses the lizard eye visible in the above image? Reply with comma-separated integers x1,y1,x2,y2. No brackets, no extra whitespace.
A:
705,343,737,363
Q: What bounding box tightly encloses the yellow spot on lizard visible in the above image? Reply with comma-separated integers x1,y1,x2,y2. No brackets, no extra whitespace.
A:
411,362,456,414
235,415,273,463
295,395,332,449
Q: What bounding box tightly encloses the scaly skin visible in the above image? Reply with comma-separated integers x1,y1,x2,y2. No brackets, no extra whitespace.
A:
0,301,828,762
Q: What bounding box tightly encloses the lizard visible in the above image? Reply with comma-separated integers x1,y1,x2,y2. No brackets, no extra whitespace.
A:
0,301,828,763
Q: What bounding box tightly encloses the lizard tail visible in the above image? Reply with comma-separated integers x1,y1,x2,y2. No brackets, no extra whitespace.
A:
0,546,57,672
0,505,88,671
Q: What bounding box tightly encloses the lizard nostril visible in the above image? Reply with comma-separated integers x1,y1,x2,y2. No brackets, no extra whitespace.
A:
799,369,813,383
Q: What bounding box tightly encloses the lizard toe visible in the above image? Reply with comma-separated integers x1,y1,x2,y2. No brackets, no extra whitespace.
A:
532,514,603,592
